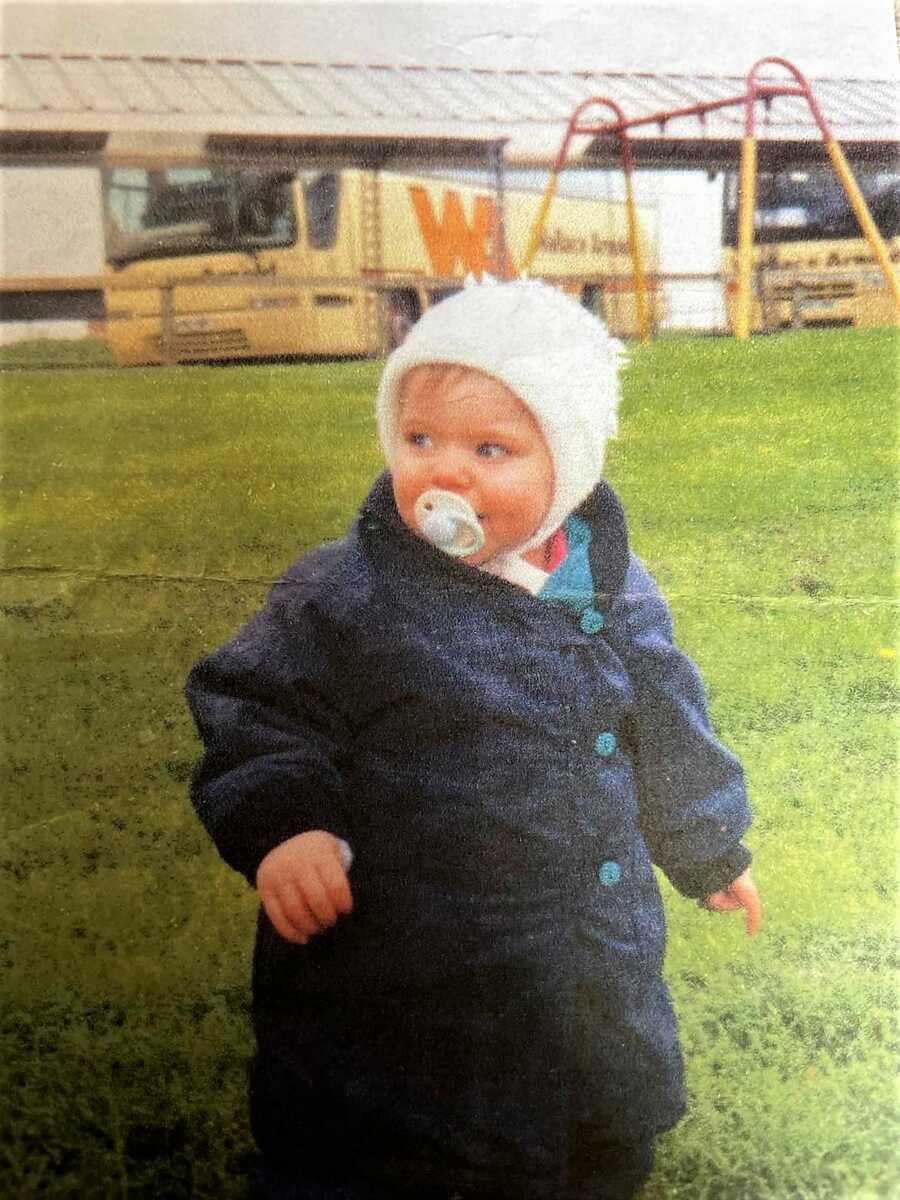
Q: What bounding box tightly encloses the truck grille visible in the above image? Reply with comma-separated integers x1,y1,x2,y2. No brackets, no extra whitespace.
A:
769,282,857,301
151,329,252,359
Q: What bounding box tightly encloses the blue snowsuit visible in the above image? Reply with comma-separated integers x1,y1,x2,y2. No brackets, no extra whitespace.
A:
186,472,751,1199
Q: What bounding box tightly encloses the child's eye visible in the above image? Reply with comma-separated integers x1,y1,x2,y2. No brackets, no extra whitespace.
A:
407,432,431,448
477,442,508,459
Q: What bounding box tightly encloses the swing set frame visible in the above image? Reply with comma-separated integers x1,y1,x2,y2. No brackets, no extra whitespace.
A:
520,56,900,341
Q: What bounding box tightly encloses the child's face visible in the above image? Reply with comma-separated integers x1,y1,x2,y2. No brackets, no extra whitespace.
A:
392,366,554,565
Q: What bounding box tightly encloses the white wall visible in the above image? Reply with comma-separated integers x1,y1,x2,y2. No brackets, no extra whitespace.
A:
508,167,728,331
641,173,727,331
0,167,105,278
0,320,94,345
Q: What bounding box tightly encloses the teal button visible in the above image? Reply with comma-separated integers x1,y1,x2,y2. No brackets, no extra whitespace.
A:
580,608,605,634
594,731,617,757
598,860,622,887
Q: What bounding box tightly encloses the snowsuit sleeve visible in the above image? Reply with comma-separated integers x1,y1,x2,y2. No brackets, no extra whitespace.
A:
609,553,752,898
185,580,355,886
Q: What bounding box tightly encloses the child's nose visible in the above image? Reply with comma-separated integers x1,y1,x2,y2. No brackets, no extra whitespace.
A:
430,451,472,492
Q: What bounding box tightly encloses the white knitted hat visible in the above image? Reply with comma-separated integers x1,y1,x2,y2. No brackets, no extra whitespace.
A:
377,276,625,579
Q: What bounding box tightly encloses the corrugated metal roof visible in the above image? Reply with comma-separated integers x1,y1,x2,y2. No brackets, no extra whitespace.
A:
1,52,897,168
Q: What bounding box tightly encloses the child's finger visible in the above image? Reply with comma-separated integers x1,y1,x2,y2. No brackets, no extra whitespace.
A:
702,890,741,912
297,872,340,930
724,872,763,938
263,892,308,944
735,882,763,938
274,877,328,936
318,856,354,916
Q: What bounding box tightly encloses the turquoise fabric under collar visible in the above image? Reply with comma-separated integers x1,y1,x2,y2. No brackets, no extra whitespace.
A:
539,515,595,612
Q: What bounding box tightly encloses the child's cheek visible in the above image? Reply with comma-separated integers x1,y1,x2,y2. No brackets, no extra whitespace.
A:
391,468,421,537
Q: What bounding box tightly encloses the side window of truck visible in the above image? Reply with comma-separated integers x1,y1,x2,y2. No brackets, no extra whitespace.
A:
236,172,296,245
302,173,340,250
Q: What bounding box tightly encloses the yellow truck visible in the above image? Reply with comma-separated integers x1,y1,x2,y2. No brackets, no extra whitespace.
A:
101,165,661,364
721,164,899,333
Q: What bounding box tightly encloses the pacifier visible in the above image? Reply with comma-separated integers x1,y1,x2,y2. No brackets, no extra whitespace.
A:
413,489,485,558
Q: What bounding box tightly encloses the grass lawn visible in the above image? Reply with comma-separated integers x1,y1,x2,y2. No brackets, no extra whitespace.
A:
0,338,115,371
1,328,897,1198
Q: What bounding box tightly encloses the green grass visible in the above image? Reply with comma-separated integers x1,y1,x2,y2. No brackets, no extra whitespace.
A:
0,337,115,370
1,329,897,1198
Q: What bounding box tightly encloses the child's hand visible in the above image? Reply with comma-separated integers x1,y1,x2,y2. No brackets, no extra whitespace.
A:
256,831,354,944
701,870,762,937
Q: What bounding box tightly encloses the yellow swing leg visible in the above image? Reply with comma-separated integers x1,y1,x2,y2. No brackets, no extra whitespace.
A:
824,139,900,311
624,170,650,344
735,135,758,341
520,171,560,275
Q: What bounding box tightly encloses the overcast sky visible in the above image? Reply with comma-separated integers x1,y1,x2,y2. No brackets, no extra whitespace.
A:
4,0,899,78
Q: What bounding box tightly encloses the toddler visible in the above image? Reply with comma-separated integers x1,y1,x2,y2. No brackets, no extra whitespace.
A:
187,278,761,1200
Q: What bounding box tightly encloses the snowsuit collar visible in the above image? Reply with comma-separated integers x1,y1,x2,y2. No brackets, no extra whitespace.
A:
355,471,630,618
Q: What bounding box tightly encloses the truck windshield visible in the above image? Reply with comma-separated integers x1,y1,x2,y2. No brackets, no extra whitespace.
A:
104,165,298,265
723,165,899,246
